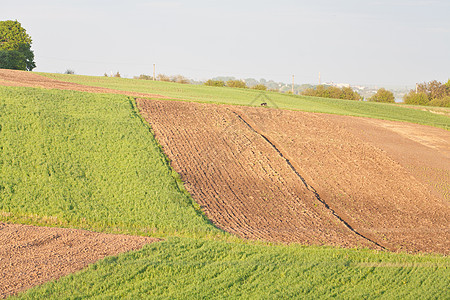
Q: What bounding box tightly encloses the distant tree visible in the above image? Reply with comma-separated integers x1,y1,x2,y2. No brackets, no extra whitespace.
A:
226,80,247,88
341,86,361,100
417,80,447,100
445,79,450,89
301,85,361,101
64,69,75,75
403,91,429,106
428,96,450,107
136,74,152,80
157,74,170,82
369,88,395,103
171,75,189,84
114,71,121,78
204,79,225,87
0,20,35,71
403,79,450,107
251,84,267,91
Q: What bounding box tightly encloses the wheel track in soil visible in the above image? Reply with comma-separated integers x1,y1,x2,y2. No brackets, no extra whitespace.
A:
137,99,381,249
230,110,387,250
137,99,449,254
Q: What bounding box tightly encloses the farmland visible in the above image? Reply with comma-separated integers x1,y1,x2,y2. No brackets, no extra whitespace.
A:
15,238,450,299
39,72,450,130
0,70,449,298
0,86,219,237
138,99,449,253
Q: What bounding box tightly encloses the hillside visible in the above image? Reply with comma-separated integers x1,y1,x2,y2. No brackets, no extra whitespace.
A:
0,69,448,298
38,72,450,130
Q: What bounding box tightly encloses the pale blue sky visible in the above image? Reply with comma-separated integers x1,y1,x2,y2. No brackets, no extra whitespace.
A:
2,0,449,86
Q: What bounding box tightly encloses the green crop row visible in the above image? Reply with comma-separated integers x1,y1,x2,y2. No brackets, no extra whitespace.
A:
39,73,450,130
15,237,449,299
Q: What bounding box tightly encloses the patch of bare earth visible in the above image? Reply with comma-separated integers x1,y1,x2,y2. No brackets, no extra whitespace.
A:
0,223,157,298
137,99,449,254
0,68,167,98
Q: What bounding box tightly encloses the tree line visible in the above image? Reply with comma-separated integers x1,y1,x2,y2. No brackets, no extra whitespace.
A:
403,80,450,107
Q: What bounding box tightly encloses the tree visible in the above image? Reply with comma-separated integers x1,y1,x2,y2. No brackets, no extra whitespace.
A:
403,91,429,105
204,79,225,87
403,79,450,107
251,84,267,90
0,20,35,71
226,80,247,88
369,88,395,103
301,85,361,101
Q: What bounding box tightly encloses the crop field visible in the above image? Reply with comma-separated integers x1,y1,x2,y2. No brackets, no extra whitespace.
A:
15,238,450,299
0,70,449,298
138,99,449,254
38,72,450,130
0,86,218,237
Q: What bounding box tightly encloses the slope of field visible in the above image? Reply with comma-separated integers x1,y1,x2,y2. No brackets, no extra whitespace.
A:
326,115,450,201
0,86,219,237
39,72,450,130
137,99,449,254
1,71,449,298
0,223,156,299
16,237,450,299
0,69,166,99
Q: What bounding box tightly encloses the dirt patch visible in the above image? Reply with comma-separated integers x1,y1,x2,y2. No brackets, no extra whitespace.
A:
325,116,450,202
0,223,157,298
137,99,449,254
0,69,167,99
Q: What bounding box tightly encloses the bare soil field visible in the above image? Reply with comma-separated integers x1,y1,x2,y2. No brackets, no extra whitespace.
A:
0,223,156,298
0,69,166,98
137,99,449,254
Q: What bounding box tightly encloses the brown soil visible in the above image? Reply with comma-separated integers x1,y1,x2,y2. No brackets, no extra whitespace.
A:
0,69,167,98
137,99,449,254
0,69,448,296
0,223,157,298
326,116,450,202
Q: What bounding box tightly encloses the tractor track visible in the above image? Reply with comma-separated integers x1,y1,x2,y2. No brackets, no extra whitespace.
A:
231,110,387,250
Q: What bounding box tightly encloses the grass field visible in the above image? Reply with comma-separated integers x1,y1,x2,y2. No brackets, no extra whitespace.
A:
39,73,450,130
15,237,450,299
0,86,219,238
2,84,449,298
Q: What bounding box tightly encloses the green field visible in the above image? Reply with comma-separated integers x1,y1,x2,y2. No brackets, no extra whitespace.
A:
2,84,449,298
39,73,450,130
0,86,219,238
15,238,449,299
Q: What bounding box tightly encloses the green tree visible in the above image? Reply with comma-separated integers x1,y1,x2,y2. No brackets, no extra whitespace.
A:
0,20,35,71
251,84,267,90
301,85,361,101
204,79,225,87
226,80,247,88
403,91,429,105
369,88,395,103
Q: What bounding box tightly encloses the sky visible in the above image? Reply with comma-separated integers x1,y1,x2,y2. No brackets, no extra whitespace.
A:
2,0,449,87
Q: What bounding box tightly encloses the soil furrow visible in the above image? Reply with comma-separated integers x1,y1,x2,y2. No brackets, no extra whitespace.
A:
230,109,387,250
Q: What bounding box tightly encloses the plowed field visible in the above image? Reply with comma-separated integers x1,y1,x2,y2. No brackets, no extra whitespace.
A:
137,99,449,254
0,223,156,298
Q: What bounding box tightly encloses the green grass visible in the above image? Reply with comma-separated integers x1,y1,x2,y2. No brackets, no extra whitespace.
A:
0,86,220,237
2,85,449,298
14,237,450,299
39,73,450,130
